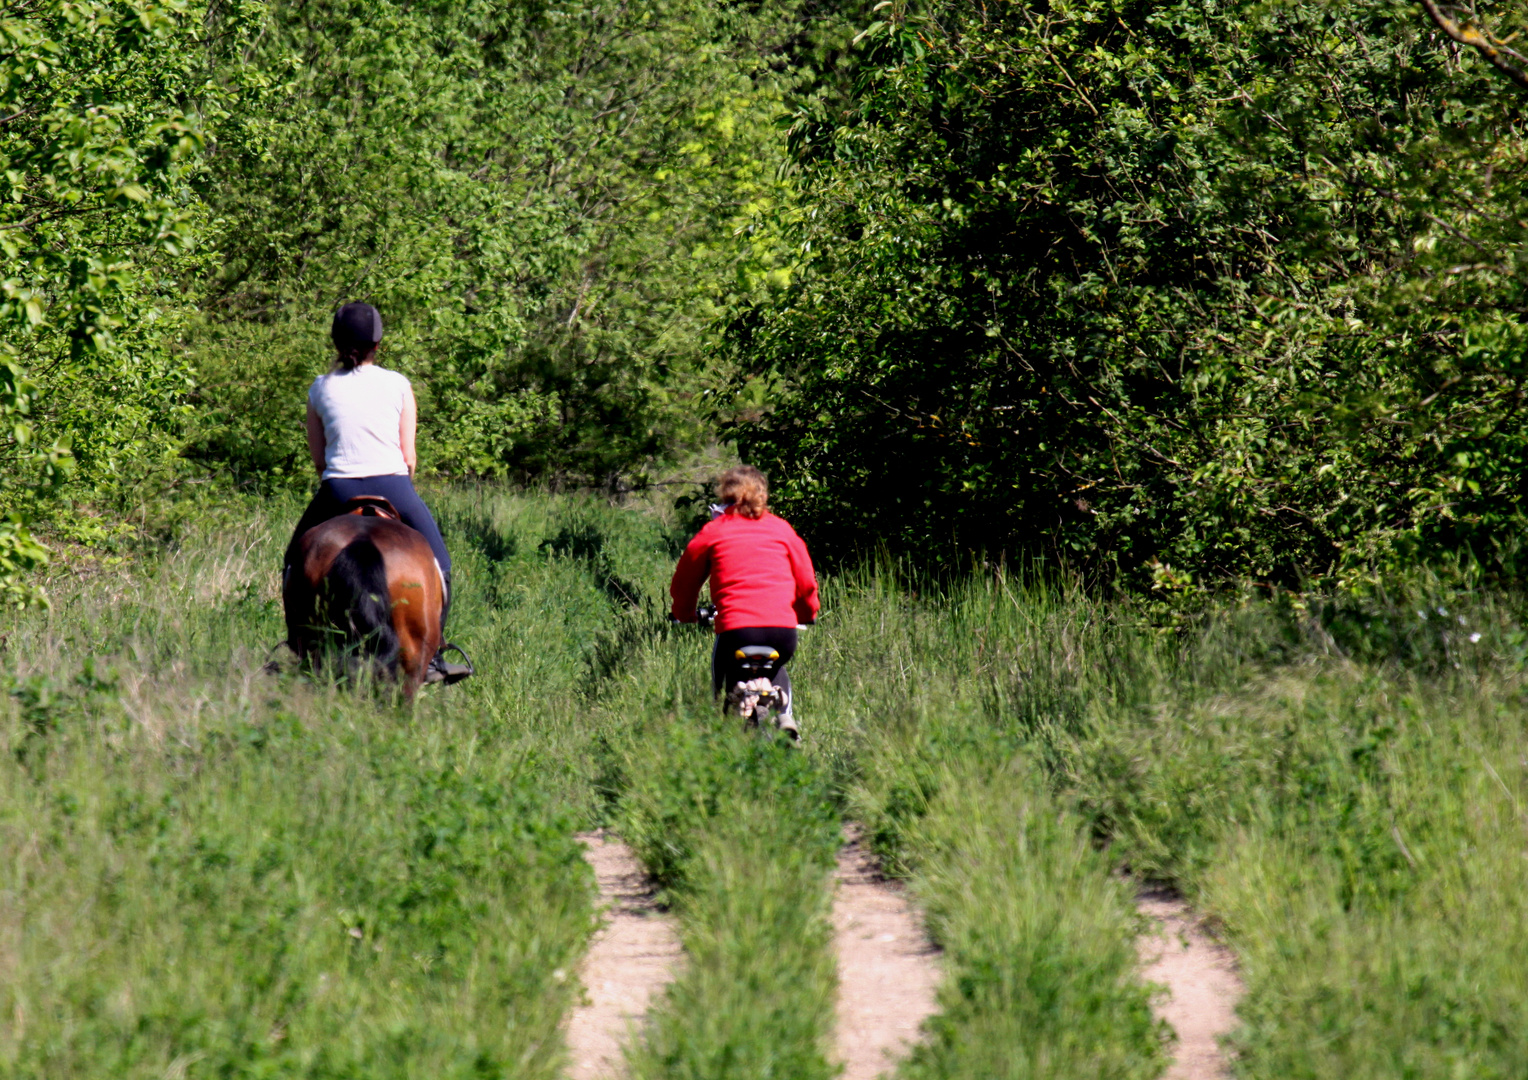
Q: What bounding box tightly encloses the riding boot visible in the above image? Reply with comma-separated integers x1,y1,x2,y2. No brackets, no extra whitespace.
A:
425,570,473,684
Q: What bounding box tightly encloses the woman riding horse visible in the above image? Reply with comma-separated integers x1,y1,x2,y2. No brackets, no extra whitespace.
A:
282,302,473,684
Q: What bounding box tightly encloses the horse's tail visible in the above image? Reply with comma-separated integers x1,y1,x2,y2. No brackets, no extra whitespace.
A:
322,537,400,678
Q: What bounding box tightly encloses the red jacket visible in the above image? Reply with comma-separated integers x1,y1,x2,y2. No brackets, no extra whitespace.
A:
670,509,820,631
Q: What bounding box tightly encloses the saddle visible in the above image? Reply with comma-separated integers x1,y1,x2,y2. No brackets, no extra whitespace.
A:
340,495,402,521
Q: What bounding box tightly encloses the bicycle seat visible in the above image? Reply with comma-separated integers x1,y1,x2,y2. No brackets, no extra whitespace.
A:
735,646,780,661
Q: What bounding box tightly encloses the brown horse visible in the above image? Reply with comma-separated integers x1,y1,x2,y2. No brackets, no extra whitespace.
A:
283,497,444,698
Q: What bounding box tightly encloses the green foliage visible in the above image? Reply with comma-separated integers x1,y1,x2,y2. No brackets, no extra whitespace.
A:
12,0,1528,600
0,0,214,590
0,0,203,358
184,0,860,486
0,0,874,604
731,0,1528,587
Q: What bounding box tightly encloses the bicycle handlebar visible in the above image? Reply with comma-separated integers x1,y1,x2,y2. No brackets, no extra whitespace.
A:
672,605,817,630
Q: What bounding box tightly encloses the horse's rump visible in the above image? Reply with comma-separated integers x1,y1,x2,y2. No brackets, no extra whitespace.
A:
285,510,443,697
320,535,401,676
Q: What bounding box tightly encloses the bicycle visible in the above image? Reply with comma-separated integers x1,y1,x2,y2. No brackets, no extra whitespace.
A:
693,603,799,740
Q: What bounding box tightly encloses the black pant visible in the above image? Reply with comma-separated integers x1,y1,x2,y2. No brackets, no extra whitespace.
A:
284,475,451,576
712,626,797,699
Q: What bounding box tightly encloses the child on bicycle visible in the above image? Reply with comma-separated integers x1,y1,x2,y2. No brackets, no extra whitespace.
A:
669,466,820,737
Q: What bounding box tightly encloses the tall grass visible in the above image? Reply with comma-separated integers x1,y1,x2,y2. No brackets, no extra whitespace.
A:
800,573,1168,1079
1055,618,1528,1079
8,487,1525,1080
1,486,857,1078
624,792,839,1080
800,566,1528,1079
0,487,674,1077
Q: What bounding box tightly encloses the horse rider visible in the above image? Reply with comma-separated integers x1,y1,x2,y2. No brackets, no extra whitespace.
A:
669,465,820,736
282,302,473,684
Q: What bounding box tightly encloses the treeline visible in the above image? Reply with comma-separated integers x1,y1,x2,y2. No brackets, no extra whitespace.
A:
0,0,858,583
734,0,1528,588
3,0,1526,596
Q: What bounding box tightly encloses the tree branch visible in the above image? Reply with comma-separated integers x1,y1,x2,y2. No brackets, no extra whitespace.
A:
1419,0,1528,91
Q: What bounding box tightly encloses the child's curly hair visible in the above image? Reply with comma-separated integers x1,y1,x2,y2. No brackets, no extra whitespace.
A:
717,465,768,519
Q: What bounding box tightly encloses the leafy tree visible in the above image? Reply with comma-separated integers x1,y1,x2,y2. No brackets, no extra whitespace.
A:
0,0,209,597
1420,0,1528,89
186,0,861,488
728,0,1528,588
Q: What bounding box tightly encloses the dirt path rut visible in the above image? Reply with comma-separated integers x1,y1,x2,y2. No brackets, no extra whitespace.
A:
1137,888,1244,1080
832,829,942,1080
565,832,681,1080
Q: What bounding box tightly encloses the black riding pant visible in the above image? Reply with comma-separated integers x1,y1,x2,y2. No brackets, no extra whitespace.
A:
285,475,450,575
712,626,797,700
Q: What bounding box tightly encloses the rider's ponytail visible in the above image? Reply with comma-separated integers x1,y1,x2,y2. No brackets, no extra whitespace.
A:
334,342,373,371
717,466,768,519
331,301,384,371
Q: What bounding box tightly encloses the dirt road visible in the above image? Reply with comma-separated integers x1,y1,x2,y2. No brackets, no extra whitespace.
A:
565,832,681,1080
831,829,942,1080
1137,888,1244,1080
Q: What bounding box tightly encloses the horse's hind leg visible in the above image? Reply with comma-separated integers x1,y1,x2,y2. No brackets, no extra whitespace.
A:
394,612,429,699
282,569,321,671
384,549,442,698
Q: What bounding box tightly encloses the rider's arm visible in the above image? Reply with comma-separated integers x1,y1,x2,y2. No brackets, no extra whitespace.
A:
400,383,418,478
785,527,821,624
305,403,326,477
669,530,712,622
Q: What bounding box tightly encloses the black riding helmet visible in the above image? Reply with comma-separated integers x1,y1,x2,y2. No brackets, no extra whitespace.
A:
332,301,383,351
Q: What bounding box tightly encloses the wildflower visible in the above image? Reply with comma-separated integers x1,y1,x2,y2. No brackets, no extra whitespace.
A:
1470,632,1483,644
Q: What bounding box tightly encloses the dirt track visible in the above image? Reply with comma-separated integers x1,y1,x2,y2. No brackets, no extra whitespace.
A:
564,831,1240,1080
831,829,943,1080
1137,888,1245,1080
565,832,681,1080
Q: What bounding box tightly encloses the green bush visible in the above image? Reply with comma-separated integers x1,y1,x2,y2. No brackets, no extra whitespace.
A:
731,0,1528,587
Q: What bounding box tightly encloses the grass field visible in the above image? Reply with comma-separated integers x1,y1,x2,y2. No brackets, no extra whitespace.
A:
2,487,1524,1078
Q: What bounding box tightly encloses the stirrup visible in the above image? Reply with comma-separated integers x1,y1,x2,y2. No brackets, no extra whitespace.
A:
425,642,474,685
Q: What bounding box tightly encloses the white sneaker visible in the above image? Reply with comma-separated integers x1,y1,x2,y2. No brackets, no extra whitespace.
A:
771,686,797,740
